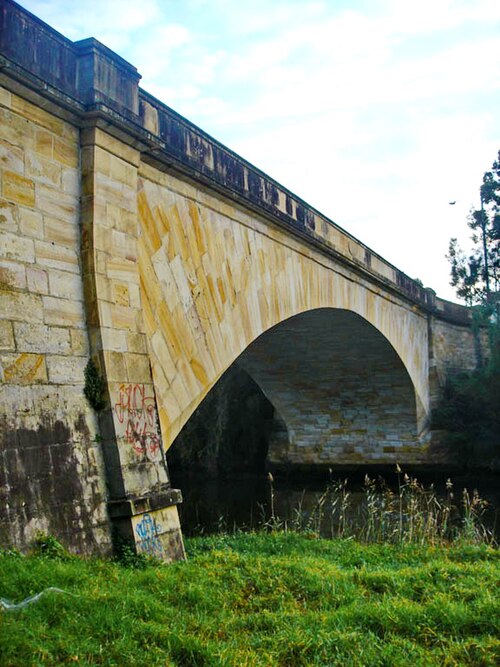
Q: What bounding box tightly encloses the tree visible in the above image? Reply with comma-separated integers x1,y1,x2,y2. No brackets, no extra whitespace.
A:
436,151,500,469
447,150,500,306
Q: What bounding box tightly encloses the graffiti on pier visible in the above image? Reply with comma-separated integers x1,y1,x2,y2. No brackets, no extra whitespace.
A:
114,383,163,462
135,513,165,558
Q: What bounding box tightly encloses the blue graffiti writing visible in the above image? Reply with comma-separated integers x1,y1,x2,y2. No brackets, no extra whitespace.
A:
135,513,164,557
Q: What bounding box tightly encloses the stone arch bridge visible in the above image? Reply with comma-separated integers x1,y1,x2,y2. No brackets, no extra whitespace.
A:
0,0,478,560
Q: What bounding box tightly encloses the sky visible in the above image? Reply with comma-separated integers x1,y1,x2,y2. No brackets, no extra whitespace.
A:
20,0,500,302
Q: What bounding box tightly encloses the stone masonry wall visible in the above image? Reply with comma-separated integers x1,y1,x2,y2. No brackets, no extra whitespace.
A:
0,86,111,553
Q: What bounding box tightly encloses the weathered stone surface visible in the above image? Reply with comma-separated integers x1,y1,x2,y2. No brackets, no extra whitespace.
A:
1,352,47,384
0,80,110,556
0,320,15,351
13,322,70,354
2,171,35,207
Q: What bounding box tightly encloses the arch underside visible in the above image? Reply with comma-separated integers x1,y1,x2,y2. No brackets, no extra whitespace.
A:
169,308,426,470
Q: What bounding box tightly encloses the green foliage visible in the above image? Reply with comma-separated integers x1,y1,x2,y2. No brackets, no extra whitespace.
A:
447,149,500,305
432,352,500,468
29,533,71,561
0,535,499,666
113,537,158,570
83,358,106,411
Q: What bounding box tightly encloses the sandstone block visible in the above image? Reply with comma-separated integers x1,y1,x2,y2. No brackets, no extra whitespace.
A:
44,216,79,249
70,329,89,356
11,95,65,136
19,208,43,239
105,258,139,284
2,171,35,207
103,350,127,382
125,353,152,384
100,327,128,352
46,355,87,384
54,137,79,169
90,128,140,167
26,266,49,294
42,295,85,327
36,184,78,222
0,107,34,150
112,281,129,307
0,291,42,323
61,168,80,196
14,322,70,354
128,283,141,309
1,352,47,384
34,130,53,159
0,87,11,108
127,332,147,354
25,151,62,187
48,269,83,300
0,320,15,351
0,139,24,173
109,155,137,186
110,303,138,331
0,200,18,232
1,231,35,264
0,259,26,289
35,240,79,273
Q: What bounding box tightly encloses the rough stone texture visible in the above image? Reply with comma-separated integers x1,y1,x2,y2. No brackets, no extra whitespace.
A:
0,89,111,554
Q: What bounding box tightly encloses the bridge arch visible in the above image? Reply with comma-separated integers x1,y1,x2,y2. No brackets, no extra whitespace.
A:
138,174,430,466
167,307,423,471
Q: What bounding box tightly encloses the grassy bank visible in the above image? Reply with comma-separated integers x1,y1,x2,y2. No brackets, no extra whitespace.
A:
1,533,499,666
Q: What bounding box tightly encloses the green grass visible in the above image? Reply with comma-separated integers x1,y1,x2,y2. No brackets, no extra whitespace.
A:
1,533,499,666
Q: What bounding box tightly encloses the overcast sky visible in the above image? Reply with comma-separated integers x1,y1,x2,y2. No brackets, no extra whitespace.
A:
20,0,500,301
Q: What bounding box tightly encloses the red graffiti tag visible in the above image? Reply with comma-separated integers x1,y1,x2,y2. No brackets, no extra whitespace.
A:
114,384,162,462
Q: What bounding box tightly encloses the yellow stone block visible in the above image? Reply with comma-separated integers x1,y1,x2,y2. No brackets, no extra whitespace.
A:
112,281,130,306
0,86,12,109
125,353,152,383
0,320,15,351
0,139,24,173
110,303,138,331
11,94,65,135
103,350,127,382
2,352,47,384
35,130,53,158
138,191,162,255
2,171,35,207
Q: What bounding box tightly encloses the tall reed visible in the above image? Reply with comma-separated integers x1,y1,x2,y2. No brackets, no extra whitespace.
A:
263,468,494,546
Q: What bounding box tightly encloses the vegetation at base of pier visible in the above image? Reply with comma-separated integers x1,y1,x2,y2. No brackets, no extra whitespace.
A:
1,531,499,666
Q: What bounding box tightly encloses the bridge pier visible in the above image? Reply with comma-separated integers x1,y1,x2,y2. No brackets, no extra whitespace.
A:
80,126,185,560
